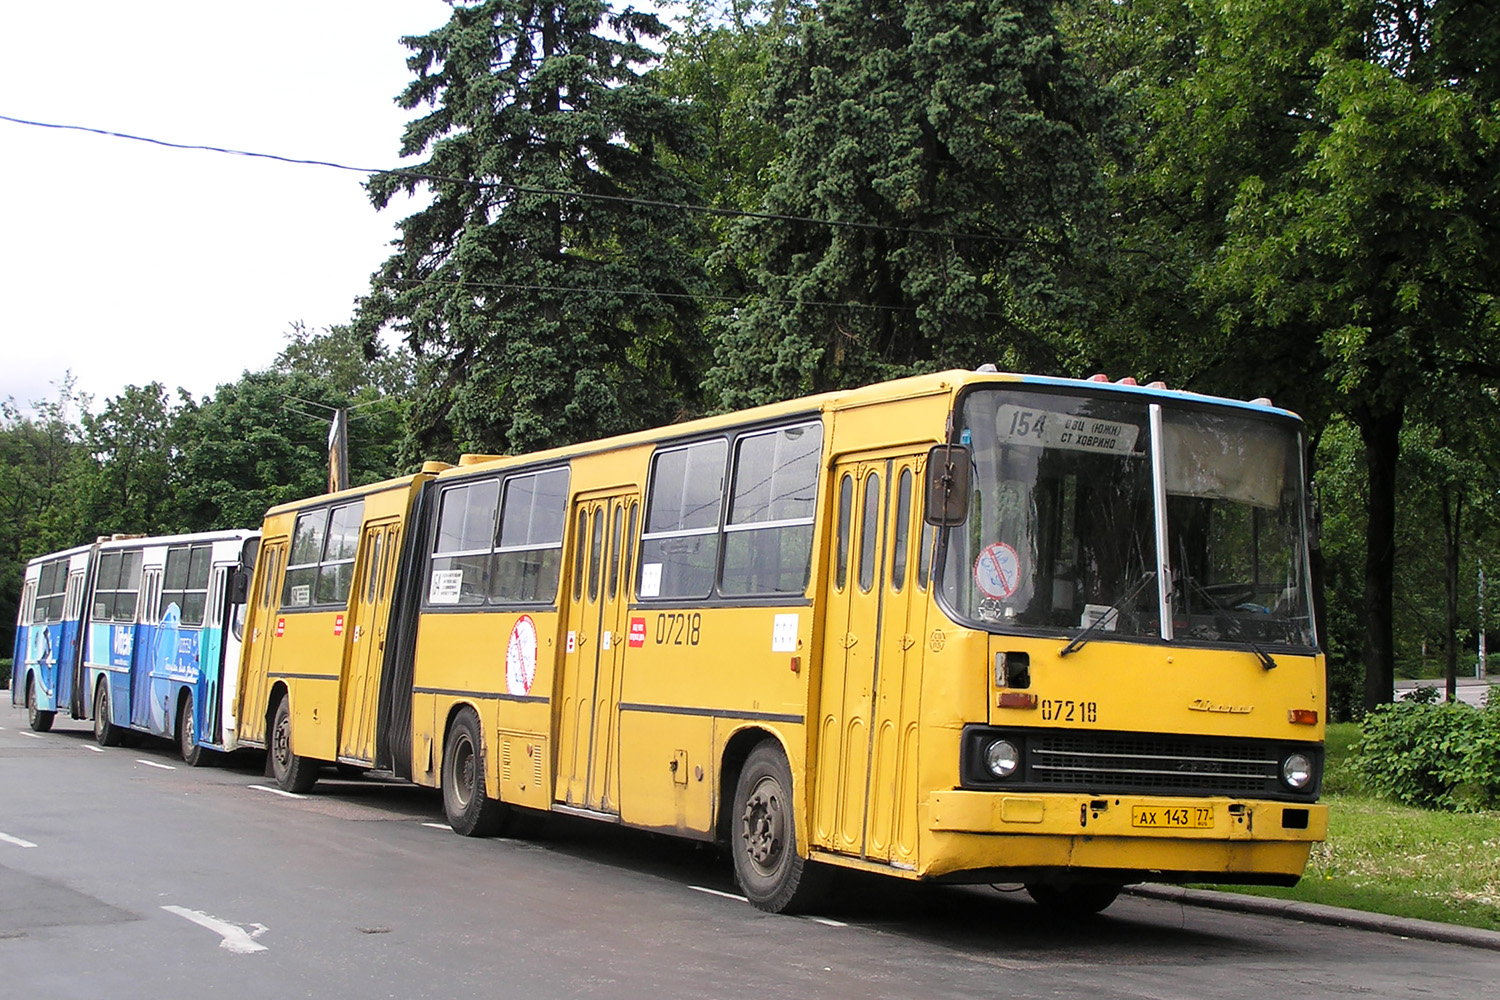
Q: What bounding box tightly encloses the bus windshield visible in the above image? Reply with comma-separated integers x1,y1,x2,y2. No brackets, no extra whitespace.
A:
941,387,1315,649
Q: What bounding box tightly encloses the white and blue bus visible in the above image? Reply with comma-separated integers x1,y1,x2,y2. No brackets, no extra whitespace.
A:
12,543,93,732
12,530,257,764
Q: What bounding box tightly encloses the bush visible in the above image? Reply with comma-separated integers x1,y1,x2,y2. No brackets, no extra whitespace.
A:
1351,699,1500,810
0,658,9,690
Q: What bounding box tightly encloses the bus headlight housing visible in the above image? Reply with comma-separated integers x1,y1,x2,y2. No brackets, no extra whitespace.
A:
984,739,1021,779
1281,752,1313,789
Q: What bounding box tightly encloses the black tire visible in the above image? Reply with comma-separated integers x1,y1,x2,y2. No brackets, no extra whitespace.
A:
442,708,506,837
269,696,319,793
179,695,212,767
93,683,123,747
1025,882,1122,916
27,678,55,733
731,741,827,913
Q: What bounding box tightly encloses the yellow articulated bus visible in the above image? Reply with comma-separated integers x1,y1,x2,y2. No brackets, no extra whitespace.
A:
236,369,1327,915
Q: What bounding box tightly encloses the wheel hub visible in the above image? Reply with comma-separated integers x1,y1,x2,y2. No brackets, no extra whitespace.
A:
742,780,784,870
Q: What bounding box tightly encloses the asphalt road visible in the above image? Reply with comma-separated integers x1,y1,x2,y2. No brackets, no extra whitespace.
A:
3,702,1498,999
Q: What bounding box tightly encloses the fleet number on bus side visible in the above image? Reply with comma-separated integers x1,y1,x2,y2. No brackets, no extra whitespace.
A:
656,612,702,646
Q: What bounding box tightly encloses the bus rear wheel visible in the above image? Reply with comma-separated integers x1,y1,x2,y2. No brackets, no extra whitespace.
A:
442,708,505,837
179,696,211,767
270,696,319,793
93,684,122,746
27,678,54,733
731,741,827,914
1024,882,1122,916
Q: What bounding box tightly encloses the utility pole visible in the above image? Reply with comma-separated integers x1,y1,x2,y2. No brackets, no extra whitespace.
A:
1479,558,1487,680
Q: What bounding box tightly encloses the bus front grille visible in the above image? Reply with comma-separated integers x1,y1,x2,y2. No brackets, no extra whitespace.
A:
960,725,1322,801
1030,734,1276,795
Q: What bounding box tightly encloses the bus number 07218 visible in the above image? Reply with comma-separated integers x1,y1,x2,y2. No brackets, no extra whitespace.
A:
1040,699,1098,724
655,612,701,646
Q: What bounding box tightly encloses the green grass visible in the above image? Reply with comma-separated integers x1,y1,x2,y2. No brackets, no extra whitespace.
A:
1202,722,1500,931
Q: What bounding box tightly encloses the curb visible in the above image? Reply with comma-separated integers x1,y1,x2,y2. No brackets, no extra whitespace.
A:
1127,884,1500,951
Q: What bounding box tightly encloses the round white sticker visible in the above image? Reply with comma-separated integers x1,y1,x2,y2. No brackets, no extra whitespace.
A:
974,543,1020,600
506,614,539,696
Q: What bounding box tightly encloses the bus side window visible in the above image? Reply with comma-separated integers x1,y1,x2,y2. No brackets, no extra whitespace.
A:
858,471,881,593
835,474,853,592
573,508,587,603
891,467,912,592
639,438,727,600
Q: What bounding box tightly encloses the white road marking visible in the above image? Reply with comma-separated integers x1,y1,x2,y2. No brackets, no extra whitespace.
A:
421,822,449,830
19,731,44,740
136,759,176,770
162,905,269,954
0,832,38,849
689,885,748,902
84,745,105,753
687,884,846,926
248,784,306,799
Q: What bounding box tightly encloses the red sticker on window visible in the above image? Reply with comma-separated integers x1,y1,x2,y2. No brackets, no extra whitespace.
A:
628,617,647,648
275,617,285,637
334,614,345,637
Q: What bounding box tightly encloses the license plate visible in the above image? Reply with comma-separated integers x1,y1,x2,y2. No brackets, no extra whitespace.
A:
1131,805,1214,829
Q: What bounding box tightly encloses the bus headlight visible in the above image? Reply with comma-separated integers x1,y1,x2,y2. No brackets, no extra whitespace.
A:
1281,752,1313,789
984,739,1021,779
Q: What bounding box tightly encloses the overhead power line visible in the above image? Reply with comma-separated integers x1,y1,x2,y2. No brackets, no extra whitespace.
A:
0,112,1043,246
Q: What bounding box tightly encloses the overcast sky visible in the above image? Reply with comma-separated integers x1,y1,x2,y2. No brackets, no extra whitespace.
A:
0,1,452,414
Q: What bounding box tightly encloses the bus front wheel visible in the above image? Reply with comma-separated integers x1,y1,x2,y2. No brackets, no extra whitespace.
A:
27,678,54,733
731,741,827,914
93,684,123,746
442,708,505,837
270,697,319,793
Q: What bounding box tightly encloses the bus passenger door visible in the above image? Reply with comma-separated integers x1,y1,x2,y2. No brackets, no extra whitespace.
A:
60,566,86,715
339,519,400,765
815,460,885,856
238,539,286,746
816,454,927,864
557,491,635,814
865,456,927,866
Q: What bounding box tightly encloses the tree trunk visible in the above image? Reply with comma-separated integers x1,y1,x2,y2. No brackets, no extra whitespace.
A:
1358,402,1403,712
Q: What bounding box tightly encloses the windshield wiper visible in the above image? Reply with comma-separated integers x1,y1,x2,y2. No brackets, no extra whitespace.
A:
1059,571,1157,658
1182,578,1278,670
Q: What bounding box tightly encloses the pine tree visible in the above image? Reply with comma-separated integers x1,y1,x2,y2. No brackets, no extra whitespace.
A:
358,0,710,457
707,0,1110,408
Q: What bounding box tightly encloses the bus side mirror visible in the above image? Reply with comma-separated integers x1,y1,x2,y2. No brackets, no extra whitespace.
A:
240,535,261,573
924,444,971,526
229,568,250,605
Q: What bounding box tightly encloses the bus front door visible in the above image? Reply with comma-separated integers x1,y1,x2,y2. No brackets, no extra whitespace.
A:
339,520,400,765
557,491,635,814
816,454,926,864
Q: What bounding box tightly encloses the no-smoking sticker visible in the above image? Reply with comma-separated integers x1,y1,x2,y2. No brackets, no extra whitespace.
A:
506,615,538,696
974,542,1020,600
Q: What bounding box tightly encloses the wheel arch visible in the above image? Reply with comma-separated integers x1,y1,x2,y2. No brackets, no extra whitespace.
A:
440,699,491,796
716,725,783,847
174,684,194,737
264,680,290,731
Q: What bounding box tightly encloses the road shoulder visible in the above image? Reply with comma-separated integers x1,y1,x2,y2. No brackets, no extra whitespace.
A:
1129,884,1500,951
